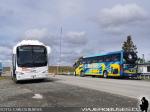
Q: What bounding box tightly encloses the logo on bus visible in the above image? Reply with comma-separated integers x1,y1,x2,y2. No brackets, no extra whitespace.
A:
87,64,98,68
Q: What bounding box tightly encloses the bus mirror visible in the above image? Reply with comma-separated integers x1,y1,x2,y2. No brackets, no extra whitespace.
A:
46,46,51,54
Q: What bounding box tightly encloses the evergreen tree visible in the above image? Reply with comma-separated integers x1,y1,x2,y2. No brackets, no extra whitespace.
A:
138,57,145,63
122,35,137,53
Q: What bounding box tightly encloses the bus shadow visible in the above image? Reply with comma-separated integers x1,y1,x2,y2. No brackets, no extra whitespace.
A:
92,76,142,80
16,78,61,84
108,77,142,80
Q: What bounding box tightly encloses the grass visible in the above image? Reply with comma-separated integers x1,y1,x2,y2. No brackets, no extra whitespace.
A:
0,76,8,80
49,66,74,75
2,66,75,75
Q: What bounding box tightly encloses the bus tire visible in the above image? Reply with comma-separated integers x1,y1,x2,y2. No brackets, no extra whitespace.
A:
103,71,108,78
74,72,76,76
80,71,84,77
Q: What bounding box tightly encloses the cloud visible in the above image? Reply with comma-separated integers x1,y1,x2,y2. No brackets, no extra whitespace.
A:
0,46,12,66
20,28,59,47
0,6,16,27
0,46,11,56
65,31,87,45
96,4,148,33
57,0,85,19
24,28,48,40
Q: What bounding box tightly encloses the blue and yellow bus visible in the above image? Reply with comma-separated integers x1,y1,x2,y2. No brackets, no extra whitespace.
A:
73,51,139,78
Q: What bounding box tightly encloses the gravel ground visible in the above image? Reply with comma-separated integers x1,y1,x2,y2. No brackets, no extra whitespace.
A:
0,76,141,112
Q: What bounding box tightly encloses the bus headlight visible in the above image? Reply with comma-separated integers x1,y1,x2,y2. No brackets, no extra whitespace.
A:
42,70,48,73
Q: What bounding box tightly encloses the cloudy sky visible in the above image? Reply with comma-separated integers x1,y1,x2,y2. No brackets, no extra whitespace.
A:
0,0,150,66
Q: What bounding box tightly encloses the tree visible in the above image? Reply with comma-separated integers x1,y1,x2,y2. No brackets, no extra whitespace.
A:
122,35,137,53
138,57,145,64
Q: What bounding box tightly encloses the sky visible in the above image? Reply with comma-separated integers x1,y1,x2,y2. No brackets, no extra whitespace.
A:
0,0,150,66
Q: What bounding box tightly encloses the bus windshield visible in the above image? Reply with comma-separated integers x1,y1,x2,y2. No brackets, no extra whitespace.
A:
17,45,47,67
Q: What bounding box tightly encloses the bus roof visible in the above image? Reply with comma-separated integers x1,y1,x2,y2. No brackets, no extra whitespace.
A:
13,40,49,54
83,50,123,58
15,40,45,47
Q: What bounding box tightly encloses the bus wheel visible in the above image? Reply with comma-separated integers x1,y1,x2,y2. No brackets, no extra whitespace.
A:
80,71,84,77
103,71,108,78
74,72,76,76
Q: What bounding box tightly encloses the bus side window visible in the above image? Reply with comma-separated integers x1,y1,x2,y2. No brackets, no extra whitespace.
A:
111,55,115,61
88,60,91,64
94,56,100,63
92,58,97,63
79,59,83,65
82,60,86,64
111,54,121,62
87,58,92,64
104,56,111,62
98,56,103,63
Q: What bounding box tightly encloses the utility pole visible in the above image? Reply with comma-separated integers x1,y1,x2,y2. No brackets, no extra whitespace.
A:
142,54,145,63
60,27,62,67
56,27,62,75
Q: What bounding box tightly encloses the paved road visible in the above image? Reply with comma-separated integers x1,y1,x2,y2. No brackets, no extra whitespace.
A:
0,75,141,112
54,75,150,101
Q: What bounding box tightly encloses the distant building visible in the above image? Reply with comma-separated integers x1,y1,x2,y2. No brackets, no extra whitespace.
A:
138,63,150,75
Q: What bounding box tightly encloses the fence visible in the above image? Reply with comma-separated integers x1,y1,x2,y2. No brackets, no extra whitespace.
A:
139,73,150,79
49,66,74,75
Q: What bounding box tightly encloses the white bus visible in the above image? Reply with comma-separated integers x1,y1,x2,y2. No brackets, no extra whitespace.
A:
11,40,51,82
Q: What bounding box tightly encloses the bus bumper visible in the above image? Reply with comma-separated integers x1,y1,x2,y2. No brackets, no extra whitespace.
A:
16,73,49,81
